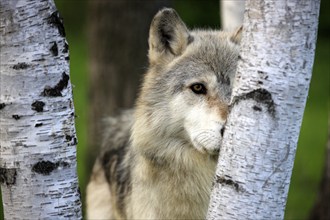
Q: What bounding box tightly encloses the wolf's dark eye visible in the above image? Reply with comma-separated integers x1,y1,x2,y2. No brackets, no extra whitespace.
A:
190,83,207,95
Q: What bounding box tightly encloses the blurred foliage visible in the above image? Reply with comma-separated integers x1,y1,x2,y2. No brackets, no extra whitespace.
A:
175,0,220,29
1,0,329,219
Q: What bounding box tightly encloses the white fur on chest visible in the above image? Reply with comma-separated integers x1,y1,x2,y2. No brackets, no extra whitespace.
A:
129,146,217,219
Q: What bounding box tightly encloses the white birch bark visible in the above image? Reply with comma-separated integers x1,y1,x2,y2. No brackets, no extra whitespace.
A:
220,0,245,30
0,0,82,218
208,0,320,219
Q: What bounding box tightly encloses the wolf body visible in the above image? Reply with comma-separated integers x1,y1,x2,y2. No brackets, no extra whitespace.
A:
87,8,241,219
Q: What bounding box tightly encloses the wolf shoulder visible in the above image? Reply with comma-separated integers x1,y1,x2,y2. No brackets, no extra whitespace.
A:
86,109,133,219
101,109,134,152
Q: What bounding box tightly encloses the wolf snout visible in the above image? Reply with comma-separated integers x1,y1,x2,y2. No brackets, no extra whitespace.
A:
209,147,220,155
202,144,220,156
191,130,222,155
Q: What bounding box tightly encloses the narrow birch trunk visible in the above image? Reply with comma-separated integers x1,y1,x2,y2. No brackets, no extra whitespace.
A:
0,0,82,218
207,0,320,219
220,0,245,30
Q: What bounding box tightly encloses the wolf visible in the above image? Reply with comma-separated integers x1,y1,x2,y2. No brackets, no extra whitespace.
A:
86,8,242,219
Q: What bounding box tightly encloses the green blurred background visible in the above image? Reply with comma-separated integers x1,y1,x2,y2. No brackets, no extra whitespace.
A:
1,0,329,219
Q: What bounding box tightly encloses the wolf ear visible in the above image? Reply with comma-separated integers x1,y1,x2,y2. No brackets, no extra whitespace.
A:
229,26,243,45
148,8,192,64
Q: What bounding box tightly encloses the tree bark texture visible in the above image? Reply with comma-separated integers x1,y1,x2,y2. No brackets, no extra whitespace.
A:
220,0,245,30
207,0,320,219
87,0,170,171
0,0,82,218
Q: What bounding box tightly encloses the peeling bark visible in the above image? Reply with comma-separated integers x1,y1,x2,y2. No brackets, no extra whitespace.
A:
0,0,82,218
208,0,320,219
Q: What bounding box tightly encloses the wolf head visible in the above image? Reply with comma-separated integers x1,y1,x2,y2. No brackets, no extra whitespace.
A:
132,8,241,164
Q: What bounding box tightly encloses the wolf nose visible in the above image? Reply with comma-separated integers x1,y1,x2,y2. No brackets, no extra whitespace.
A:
210,148,220,156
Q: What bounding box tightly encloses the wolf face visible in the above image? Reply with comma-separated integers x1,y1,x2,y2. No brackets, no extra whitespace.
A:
133,8,241,161
87,8,242,220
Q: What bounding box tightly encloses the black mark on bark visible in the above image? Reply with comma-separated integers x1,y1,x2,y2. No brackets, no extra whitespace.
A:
77,187,82,200
62,42,69,53
33,58,45,62
41,72,69,97
65,134,78,145
302,60,307,69
12,115,20,120
32,160,70,175
31,101,45,112
60,161,70,168
48,11,66,37
0,168,17,186
216,175,241,192
232,89,275,117
0,103,5,110
65,56,70,61
66,135,73,141
220,127,225,137
13,62,29,70
32,161,56,175
35,123,43,127
50,42,58,56
252,105,262,111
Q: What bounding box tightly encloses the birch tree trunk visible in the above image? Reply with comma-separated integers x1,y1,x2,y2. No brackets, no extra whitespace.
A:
0,0,82,218
207,0,320,219
220,0,245,30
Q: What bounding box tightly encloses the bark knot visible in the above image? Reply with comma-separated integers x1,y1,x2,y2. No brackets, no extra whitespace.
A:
31,101,45,112
12,62,29,70
0,103,6,110
48,11,66,37
63,42,69,53
232,88,275,117
12,115,21,120
41,72,69,97
32,160,70,175
50,42,59,56
0,168,17,186
35,123,43,127
215,175,243,193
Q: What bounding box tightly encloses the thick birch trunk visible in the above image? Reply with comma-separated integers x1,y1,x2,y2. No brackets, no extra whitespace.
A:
0,0,82,218
207,0,320,219
220,0,245,30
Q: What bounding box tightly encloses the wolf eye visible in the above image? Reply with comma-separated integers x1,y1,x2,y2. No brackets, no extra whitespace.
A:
190,83,207,95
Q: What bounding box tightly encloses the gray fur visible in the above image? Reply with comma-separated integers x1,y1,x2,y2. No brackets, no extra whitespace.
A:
87,8,242,219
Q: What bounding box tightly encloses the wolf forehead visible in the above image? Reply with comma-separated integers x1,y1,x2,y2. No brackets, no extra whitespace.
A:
160,31,239,93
